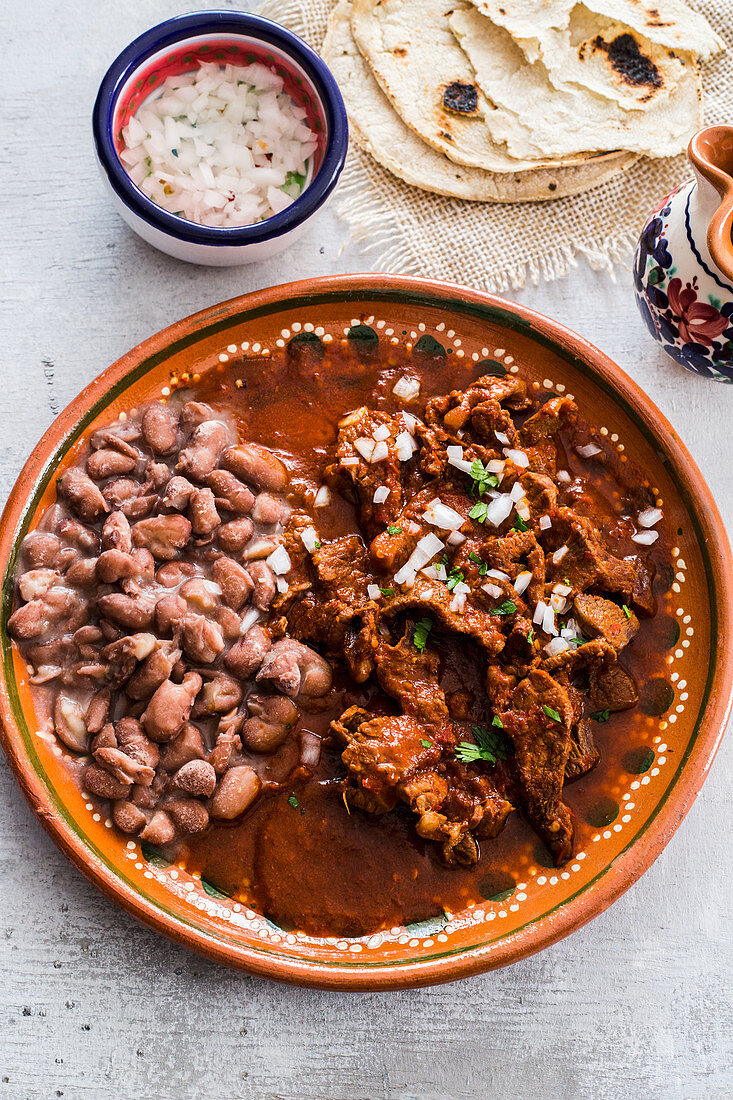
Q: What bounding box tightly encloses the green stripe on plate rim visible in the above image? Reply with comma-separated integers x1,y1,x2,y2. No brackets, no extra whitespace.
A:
0,287,718,971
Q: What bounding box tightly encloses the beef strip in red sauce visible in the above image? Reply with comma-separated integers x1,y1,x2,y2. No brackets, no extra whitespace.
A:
9,334,674,937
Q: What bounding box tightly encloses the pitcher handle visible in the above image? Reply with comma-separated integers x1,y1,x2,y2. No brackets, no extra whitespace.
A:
689,125,733,285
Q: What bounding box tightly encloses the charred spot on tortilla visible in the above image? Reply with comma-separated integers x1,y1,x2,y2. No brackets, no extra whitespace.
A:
439,129,454,142
393,46,407,57
592,33,663,91
442,81,479,115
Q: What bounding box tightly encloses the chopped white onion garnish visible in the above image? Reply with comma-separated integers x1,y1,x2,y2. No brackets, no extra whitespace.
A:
354,438,376,462
401,412,420,435
542,603,558,636
424,501,464,530
371,441,389,463
240,607,262,634
373,485,390,505
421,565,440,580
544,637,570,656
420,586,434,598
367,583,381,600
549,592,568,613
394,562,417,586
446,444,474,475
266,544,292,575
202,580,223,595
393,375,420,401
495,430,510,445
373,424,391,442
425,497,441,509
516,500,530,521
513,571,532,596
341,456,359,467
417,532,445,557
552,545,569,564
486,569,510,582
395,431,417,461
450,592,467,613
503,448,529,468
436,563,448,581
243,537,277,560
276,577,290,595
577,442,602,458
553,583,572,597
482,582,503,598
407,521,421,535
314,485,331,507
533,601,547,625
300,731,322,768
300,526,320,553
632,529,659,545
557,470,571,483
447,531,466,546
561,618,580,640
509,481,525,503
453,581,471,597
539,514,552,530
487,459,505,476
638,507,663,528
485,494,514,527
120,61,318,228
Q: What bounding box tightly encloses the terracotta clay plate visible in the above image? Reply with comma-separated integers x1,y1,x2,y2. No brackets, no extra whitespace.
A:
1,275,731,989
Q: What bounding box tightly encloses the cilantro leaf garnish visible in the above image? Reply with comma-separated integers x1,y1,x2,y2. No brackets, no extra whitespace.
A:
412,617,433,652
379,586,395,597
446,568,464,592
456,723,510,765
314,540,322,550
622,604,632,619
542,704,562,724
469,460,499,498
420,738,433,749
468,551,488,575
591,708,611,723
491,599,517,617
288,795,299,809
527,626,535,644
468,501,488,524
387,525,402,535
492,715,504,729
512,515,529,532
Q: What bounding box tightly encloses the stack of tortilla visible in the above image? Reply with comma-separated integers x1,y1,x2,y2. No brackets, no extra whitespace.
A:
322,0,725,201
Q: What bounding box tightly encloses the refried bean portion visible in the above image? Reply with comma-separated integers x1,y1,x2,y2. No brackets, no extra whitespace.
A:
8,398,331,849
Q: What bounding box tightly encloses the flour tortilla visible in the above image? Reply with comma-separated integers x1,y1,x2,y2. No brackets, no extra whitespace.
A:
467,0,725,62
449,6,702,158
350,0,585,172
323,0,636,201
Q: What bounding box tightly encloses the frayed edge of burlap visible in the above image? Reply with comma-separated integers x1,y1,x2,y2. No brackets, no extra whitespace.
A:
336,158,636,294
259,0,637,293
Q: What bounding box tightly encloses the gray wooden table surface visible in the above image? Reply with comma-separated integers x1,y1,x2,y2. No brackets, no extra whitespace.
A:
2,2,732,1098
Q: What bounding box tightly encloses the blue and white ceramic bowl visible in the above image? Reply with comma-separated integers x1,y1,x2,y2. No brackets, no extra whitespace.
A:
92,11,348,266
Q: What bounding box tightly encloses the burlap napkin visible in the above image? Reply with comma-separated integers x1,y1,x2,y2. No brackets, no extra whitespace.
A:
259,0,731,291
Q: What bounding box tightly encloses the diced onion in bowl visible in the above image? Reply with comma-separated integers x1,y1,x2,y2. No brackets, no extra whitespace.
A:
487,459,505,476
638,507,663,528
401,412,420,435
202,580,223,595
373,485,390,505
632,529,659,545
266,544,292,574
393,376,420,401
120,62,318,228
576,442,602,458
516,499,530,521
513,571,532,596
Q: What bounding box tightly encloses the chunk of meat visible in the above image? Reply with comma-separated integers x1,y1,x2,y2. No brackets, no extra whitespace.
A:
573,594,639,651
381,576,506,658
329,408,406,536
565,719,600,782
589,662,639,713
518,396,578,475
498,669,575,865
374,628,448,724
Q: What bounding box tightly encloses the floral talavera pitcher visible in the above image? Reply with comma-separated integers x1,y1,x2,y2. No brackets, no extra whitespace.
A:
634,125,733,383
